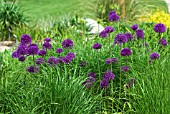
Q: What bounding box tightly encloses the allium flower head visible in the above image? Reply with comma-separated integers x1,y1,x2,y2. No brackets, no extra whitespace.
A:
88,72,96,78
26,66,39,73
106,58,112,64
131,24,138,31
125,32,133,41
56,48,63,54
109,11,120,22
36,58,45,65
120,48,132,56
154,23,166,33
20,34,32,45
114,33,128,45
80,61,87,67
82,79,93,88
104,26,114,33
100,79,109,89
16,44,28,56
44,38,51,42
150,52,160,60
66,52,76,59
158,38,167,46
112,58,118,64
48,57,58,66
27,44,39,55
12,51,18,58
99,30,108,38
121,66,130,72
38,50,46,56
43,42,52,50
92,43,102,49
62,38,74,49
62,56,72,64
18,56,25,62
103,70,115,80
136,29,144,39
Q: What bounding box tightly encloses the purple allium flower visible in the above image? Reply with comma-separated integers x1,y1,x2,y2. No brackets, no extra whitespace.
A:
121,66,130,72
18,56,25,62
88,72,96,78
42,42,52,50
125,32,133,41
114,33,128,45
80,61,87,67
100,79,109,89
12,51,18,58
26,66,39,73
104,26,114,33
120,48,132,56
20,34,32,45
57,56,64,64
158,38,167,46
36,58,45,65
99,30,108,38
16,44,28,56
66,52,76,59
82,80,93,88
106,58,112,64
112,58,118,64
48,57,58,66
44,38,51,42
38,50,46,56
109,11,120,22
136,29,144,39
103,70,115,80
56,48,63,54
27,44,39,55
62,56,72,64
92,43,102,49
154,23,166,33
62,38,74,49
150,52,160,60
131,24,138,31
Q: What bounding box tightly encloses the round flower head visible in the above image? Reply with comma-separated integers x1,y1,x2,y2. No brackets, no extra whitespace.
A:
154,23,166,33
20,34,32,45
99,30,108,38
66,52,76,59
27,44,39,55
62,38,74,49
56,48,63,54
109,11,120,22
158,38,167,46
44,38,51,42
88,72,96,78
114,33,128,45
18,56,26,62
36,58,45,65
106,58,112,64
62,56,72,64
26,66,39,73
103,70,115,80
104,26,114,33
43,42,52,50
92,43,102,49
121,48,132,56
100,79,109,89
82,79,93,89
16,44,28,56
38,50,46,56
48,57,58,66
12,51,18,58
57,56,64,64
131,24,138,31
136,29,144,39
125,32,133,41
80,60,87,67
112,58,118,64
150,52,160,60
121,66,130,72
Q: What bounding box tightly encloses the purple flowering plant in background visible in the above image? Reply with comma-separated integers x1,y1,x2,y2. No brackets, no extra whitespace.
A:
150,52,160,61
62,38,74,49
114,33,128,45
131,24,138,31
121,66,130,72
154,23,166,33
92,43,102,49
56,48,63,54
158,38,167,46
109,11,120,22
121,48,132,56
136,29,144,39
99,30,108,38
